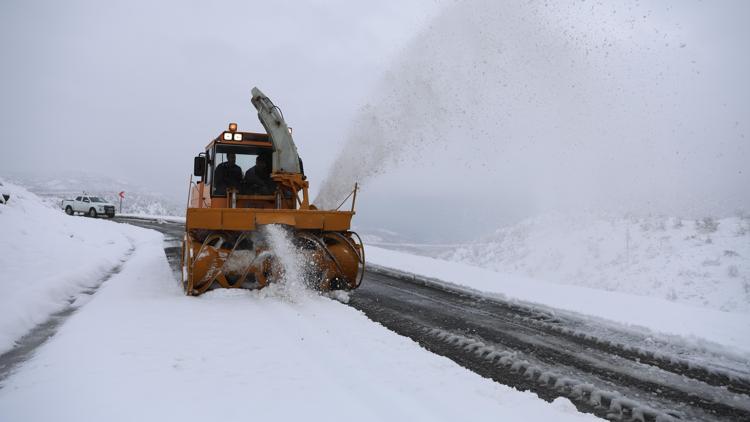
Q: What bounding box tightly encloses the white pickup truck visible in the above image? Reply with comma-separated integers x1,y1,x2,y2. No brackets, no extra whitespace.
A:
62,195,116,218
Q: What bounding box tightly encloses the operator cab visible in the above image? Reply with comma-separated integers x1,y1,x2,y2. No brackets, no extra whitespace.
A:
191,123,287,209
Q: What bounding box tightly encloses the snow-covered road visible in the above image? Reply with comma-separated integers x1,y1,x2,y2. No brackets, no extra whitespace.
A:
74,217,749,422
3,181,749,421
0,182,598,422
353,270,750,421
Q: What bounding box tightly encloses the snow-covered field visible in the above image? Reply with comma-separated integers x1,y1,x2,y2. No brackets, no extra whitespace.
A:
447,213,750,314
0,181,598,421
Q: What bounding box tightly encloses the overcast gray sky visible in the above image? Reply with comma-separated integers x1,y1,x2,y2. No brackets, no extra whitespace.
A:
0,0,439,196
317,0,750,240
2,1,748,241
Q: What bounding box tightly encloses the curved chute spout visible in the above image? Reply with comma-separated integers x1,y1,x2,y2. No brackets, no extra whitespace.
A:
251,87,301,174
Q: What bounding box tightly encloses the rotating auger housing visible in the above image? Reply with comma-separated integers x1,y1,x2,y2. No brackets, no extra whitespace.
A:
181,88,364,295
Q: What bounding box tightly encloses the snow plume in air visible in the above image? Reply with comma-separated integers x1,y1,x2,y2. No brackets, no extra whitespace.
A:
314,79,449,210
316,0,749,219
259,224,315,301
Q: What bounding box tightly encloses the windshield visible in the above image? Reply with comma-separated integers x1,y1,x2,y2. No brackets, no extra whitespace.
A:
211,145,273,196
90,197,105,203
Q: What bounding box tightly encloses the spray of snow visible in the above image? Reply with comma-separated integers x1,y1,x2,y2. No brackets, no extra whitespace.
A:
251,225,353,303
315,0,749,218
257,224,316,302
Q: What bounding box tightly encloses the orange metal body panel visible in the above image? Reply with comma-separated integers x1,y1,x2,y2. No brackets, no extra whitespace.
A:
209,195,278,209
222,209,257,231
186,208,353,231
294,213,326,229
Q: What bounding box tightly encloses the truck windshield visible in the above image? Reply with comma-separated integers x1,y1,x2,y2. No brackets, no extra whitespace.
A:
212,145,273,196
90,197,106,203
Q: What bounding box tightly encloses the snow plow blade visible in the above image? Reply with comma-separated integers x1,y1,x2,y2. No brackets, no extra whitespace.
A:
181,87,364,296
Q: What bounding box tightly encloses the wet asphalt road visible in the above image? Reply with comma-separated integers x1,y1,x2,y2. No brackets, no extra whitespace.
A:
2,216,748,422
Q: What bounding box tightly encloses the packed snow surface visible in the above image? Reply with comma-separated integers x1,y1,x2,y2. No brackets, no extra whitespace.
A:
116,213,186,224
0,179,137,355
0,182,599,421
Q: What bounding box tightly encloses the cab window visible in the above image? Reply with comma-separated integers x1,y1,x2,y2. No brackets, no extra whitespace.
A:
211,145,272,196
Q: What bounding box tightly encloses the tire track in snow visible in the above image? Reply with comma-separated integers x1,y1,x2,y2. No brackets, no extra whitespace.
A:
117,218,750,422
0,246,135,386
351,270,750,422
367,264,750,396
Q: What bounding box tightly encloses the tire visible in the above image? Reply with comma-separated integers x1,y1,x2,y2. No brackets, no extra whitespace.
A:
65,206,73,215
88,208,97,218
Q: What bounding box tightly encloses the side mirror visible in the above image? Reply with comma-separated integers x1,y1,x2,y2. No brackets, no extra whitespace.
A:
194,156,206,177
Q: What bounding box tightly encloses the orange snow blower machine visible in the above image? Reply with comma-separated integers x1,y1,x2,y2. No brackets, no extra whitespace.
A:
181,88,364,296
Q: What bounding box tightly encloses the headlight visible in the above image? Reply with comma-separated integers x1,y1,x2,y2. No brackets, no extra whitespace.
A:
233,133,242,141
223,132,232,140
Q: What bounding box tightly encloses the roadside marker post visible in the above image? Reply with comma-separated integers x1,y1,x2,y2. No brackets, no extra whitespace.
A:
118,191,125,213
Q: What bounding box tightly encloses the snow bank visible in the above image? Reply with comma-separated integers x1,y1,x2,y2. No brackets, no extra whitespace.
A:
0,218,598,422
0,179,142,355
448,213,750,314
116,213,186,223
366,245,750,355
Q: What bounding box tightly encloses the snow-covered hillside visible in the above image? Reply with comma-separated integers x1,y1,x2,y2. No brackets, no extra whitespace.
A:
447,213,750,314
359,227,461,257
6,171,183,216
0,179,143,355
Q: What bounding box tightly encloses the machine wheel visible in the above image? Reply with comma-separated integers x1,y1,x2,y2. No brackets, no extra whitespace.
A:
88,208,97,218
65,206,73,215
